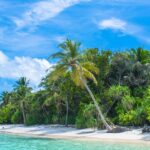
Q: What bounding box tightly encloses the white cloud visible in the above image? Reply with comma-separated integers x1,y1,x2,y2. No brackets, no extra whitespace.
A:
14,0,90,29
0,51,8,64
98,17,150,43
97,0,150,5
0,51,53,86
99,18,126,31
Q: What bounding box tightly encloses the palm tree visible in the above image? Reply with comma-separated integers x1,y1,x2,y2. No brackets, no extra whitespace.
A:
130,48,150,64
48,39,112,130
0,91,11,105
42,76,71,126
14,77,32,124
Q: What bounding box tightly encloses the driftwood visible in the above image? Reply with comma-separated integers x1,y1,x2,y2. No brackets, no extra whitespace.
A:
142,126,150,133
107,126,130,133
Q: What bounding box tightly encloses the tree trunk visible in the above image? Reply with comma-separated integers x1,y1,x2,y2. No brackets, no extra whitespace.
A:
106,98,118,115
81,78,112,131
65,99,69,127
20,101,26,125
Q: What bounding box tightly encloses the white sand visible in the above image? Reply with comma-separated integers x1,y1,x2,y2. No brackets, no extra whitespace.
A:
0,125,150,144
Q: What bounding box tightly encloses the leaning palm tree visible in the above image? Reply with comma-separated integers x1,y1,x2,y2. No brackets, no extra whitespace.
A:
48,39,112,130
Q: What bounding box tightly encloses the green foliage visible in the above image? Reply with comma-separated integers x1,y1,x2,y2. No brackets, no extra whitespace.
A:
0,45,150,128
11,109,22,124
104,86,131,116
25,114,39,126
76,103,98,129
121,95,135,111
146,107,150,121
132,87,146,98
107,86,130,100
118,107,146,126
118,110,136,126
0,103,15,124
106,50,150,89
129,47,150,64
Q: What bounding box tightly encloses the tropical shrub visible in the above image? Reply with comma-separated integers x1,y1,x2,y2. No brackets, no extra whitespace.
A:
0,103,15,124
76,103,98,129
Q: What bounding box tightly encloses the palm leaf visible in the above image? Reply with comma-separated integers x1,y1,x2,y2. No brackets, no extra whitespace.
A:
82,67,98,85
48,52,65,60
48,64,67,81
81,62,99,75
70,66,83,87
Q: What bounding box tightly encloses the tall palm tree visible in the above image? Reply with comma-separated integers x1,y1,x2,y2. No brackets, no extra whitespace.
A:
14,77,32,124
48,39,112,130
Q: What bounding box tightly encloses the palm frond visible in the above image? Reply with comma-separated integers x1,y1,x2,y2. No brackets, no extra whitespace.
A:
81,62,99,75
69,41,81,58
59,39,80,58
48,52,65,60
82,67,98,85
59,39,71,52
48,64,67,81
70,66,83,87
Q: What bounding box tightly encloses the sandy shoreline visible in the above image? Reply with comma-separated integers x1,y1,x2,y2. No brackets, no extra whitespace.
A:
0,125,150,144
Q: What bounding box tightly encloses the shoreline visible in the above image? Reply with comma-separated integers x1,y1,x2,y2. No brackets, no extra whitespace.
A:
0,125,150,145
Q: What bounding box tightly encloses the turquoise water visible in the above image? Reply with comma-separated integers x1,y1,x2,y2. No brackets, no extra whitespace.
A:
0,134,149,150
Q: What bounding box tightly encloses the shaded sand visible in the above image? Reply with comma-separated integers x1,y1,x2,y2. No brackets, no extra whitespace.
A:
0,125,150,144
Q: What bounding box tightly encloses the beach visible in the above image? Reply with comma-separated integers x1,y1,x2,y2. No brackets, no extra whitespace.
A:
0,125,150,144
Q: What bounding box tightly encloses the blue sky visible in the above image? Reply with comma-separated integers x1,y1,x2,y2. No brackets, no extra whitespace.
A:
0,0,150,92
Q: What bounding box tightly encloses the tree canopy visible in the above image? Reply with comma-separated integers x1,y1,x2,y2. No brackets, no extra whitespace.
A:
0,40,150,129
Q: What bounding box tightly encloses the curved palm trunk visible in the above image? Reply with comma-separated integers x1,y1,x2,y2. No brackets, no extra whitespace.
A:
81,78,112,131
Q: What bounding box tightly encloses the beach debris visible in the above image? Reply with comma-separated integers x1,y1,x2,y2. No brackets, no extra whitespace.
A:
107,126,130,133
142,126,150,133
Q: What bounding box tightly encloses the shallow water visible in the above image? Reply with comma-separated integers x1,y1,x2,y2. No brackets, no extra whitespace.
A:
0,134,149,150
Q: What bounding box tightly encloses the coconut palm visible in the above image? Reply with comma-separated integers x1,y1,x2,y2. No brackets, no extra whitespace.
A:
0,91,11,105
130,47,150,64
14,77,32,124
48,39,112,130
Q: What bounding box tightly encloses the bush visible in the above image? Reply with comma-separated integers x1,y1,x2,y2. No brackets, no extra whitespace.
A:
146,107,150,122
11,109,23,124
76,103,98,129
105,85,131,119
25,114,38,125
118,110,136,126
119,107,146,126
0,103,15,124
107,86,130,101
121,95,135,111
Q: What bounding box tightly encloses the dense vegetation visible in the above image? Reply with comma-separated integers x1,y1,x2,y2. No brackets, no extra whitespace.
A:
0,40,150,129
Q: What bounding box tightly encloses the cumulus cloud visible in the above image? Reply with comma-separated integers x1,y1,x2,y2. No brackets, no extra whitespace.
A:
14,0,90,29
0,51,8,64
0,51,52,86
